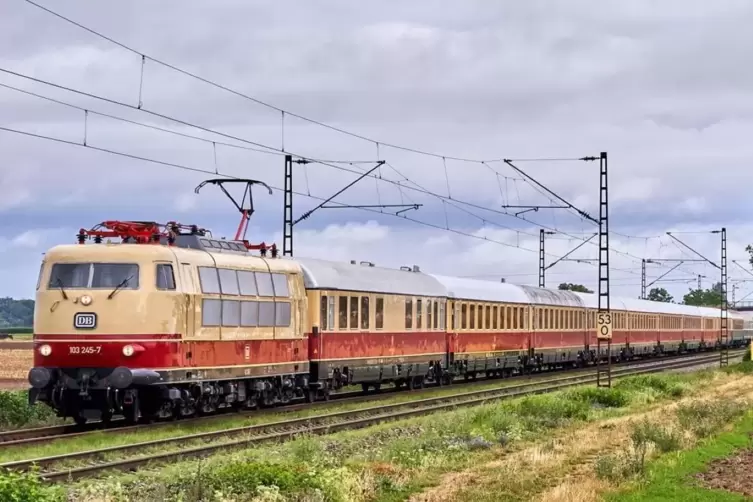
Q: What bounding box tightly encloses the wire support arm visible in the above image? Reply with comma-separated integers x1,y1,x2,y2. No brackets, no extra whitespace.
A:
503,159,597,223
665,232,720,269
646,262,684,288
319,203,422,215
545,233,598,270
293,161,384,225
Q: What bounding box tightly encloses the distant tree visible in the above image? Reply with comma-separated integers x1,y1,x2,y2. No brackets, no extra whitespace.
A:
558,283,593,294
647,287,673,303
0,298,35,328
682,282,723,307
747,244,753,267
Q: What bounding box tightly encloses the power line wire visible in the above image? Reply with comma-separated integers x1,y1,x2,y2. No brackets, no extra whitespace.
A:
0,124,543,254
21,0,509,165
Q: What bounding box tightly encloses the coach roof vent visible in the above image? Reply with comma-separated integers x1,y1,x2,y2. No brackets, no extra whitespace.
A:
350,260,356,265
413,265,421,273
400,266,412,272
360,261,375,267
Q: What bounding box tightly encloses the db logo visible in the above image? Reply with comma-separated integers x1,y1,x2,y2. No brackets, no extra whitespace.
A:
74,312,97,329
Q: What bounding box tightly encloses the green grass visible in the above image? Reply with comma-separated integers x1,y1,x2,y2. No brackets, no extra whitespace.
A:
0,365,622,464
0,327,33,336
607,411,753,502
50,368,718,502
0,364,731,502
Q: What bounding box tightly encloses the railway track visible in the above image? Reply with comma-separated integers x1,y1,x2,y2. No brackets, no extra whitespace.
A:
0,349,734,448
1,351,738,482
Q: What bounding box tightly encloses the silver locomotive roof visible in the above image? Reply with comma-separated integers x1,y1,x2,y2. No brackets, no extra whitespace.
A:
295,256,738,318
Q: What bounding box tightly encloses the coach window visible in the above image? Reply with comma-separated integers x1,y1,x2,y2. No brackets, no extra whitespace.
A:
349,296,359,329
417,299,423,329
484,305,490,329
427,300,433,330
433,301,439,329
361,297,370,329
156,264,176,290
198,267,220,294
320,296,328,330
237,271,257,296
258,302,275,327
202,298,222,326
405,298,414,329
470,305,476,330
376,297,384,329
461,304,468,329
218,269,239,295
241,301,259,327
272,273,289,297
338,297,348,330
255,272,275,297
222,300,240,326
440,301,446,330
275,302,291,327
492,306,498,330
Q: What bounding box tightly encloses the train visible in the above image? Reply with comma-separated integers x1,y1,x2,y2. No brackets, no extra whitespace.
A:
27,220,749,425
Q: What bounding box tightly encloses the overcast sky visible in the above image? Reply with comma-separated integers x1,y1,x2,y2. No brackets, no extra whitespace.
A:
2,0,753,303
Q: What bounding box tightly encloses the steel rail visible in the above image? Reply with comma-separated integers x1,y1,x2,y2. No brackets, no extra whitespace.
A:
0,349,728,447
2,352,737,482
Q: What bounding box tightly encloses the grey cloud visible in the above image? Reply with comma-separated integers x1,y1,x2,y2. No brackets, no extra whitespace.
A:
4,0,753,300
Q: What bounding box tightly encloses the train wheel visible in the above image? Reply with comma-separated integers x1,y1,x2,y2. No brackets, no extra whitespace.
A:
101,410,113,425
441,373,453,386
124,399,140,425
74,415,87,426
305,389,317,403
361,383,370,394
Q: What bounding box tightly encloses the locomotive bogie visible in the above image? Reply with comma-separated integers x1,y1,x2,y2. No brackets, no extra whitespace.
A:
28,224,750,423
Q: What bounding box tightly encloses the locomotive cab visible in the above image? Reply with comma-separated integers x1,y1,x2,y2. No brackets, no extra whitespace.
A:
29,243,185,424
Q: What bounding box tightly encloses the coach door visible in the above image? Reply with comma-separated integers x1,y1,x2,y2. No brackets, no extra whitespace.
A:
179,263,197,338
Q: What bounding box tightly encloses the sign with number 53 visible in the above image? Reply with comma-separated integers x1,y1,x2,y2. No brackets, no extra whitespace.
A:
597,312,613,340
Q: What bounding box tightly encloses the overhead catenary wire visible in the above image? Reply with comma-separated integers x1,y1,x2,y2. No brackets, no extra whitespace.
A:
20,0,509,165
0,124,543,254
4,4,703,281
0,69,688,281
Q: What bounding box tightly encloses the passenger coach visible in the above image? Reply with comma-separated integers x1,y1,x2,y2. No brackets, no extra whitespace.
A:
26,219,747,424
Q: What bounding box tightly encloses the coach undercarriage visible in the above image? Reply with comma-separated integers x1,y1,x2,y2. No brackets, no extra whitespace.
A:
30,367,332,424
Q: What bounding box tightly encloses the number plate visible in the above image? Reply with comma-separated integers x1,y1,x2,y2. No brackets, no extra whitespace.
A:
74,312,97,329
69,346,102,355
597,312,613,340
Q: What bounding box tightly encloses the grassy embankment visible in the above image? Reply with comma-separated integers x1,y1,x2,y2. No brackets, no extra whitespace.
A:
2,362,747,502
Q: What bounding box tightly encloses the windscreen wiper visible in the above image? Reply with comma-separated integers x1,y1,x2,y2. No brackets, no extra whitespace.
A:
107,275,133,299
55,278,68,300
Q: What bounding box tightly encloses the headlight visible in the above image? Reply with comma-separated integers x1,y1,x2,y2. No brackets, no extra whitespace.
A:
122,345,135,357
38,344,52,356
80,295,92,306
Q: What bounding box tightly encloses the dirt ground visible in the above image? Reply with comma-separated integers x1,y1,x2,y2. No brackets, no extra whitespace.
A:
0,348,33,384
696,447,753,497
410,373,753,502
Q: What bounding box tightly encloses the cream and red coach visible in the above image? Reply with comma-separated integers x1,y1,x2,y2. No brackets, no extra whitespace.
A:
27,219,746,425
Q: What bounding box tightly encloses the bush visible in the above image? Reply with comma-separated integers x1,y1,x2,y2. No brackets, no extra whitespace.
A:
743,344,751,362
206,461,323,497
0,390,56,429
615,374,685,397
514,394,590,429
631,418,682,453
675,399,748,438
567,387,630,408
0,469,55,502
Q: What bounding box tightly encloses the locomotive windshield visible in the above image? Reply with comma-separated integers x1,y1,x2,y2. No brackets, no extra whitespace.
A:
48,263,140,289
